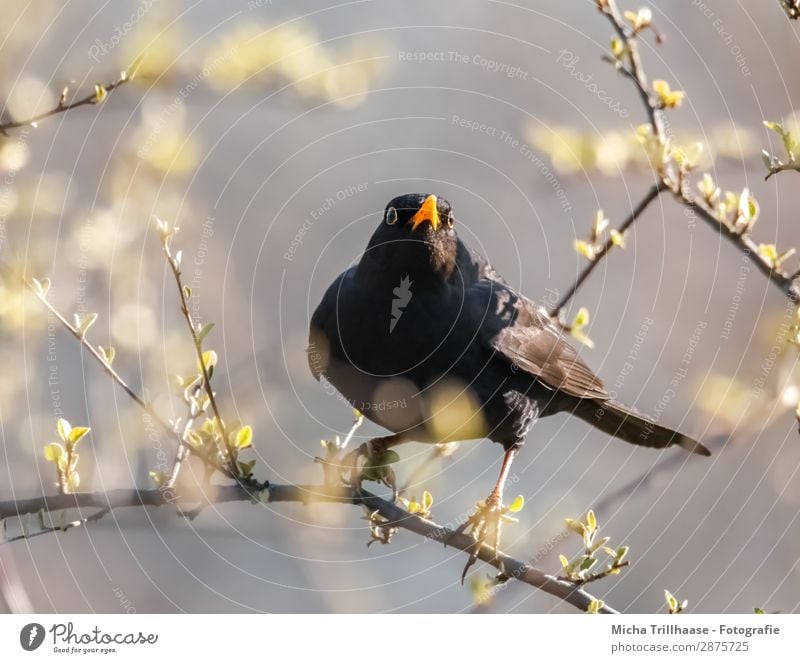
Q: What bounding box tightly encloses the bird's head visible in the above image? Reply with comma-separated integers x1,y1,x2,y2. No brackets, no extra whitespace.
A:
362,193,458,280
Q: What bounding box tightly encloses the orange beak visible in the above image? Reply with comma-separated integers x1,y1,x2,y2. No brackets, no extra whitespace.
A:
410,195,440,231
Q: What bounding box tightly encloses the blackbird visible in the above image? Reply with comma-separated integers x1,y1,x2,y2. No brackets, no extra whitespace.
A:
308,193,709,570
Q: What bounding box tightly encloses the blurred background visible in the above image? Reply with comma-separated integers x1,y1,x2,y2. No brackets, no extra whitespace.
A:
0,0,799,613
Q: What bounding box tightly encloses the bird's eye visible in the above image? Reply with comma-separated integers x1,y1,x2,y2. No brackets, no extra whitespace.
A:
386,207,398,225
446,210,455,229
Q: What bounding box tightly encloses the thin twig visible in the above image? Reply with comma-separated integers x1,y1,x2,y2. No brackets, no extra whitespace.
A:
2,507,110,545
167,399,202,489
598,0,665,139
161,234,238,477
340,412,365,450
765,162,800,181
676,194,800,303
0,485,617,614
0,73,132,136
550,182,667,317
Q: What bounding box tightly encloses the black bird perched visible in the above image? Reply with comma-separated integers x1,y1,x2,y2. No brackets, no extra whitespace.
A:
308,193,709,570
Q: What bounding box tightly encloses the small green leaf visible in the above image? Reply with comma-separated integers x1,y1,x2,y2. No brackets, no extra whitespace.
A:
508,494,525,513
737,187,759,227
67,426,90,446
422,490,433,511
234,425,253,449
586,509,597,532
199,349,218,372
93,84,108,104
31,277,51,297
652,79,685,109
569,308,595,349
665,589,678,613
125,52,147,80
616,546,629,562
44,442,65,462
197,322,215,344
57,418,72,442
559,554,570,570
573,308,589,330
361,466,380,482
186,430,203,448
98,345,116,366
565,518,586,536
754,607,765,614
74,312,98,338
573,239,597,261
587,598,604,614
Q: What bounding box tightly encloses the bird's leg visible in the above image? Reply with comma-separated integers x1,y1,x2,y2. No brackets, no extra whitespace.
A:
454,445,520,582
340,434,403,501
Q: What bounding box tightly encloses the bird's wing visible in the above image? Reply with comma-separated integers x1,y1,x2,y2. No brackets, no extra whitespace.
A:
474,280,609,400
308,268,354,381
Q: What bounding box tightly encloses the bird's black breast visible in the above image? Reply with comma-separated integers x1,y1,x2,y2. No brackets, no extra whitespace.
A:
308,264,556,446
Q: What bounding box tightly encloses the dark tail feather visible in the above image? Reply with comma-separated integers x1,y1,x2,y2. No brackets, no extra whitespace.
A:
574,400,711,457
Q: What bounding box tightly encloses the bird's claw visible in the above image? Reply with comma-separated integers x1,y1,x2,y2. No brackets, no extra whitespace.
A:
453,492,515,583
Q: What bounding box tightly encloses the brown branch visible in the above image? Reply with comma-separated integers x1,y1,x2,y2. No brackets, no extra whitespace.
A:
0,73,132,136
765,163,800,181
0,485,617,614
676,193,800,303
550,182,667,316
3,263,615,612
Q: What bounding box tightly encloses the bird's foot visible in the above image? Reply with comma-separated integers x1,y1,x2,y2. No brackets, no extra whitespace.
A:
453,491,524,583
